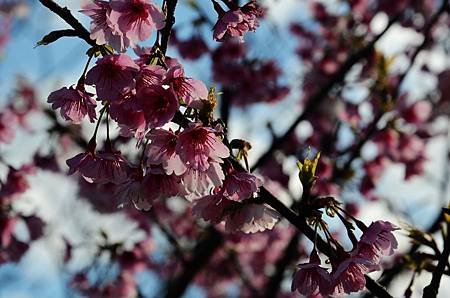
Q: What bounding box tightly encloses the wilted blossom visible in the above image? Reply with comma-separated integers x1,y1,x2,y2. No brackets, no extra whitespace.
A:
213,1,264,42
291,250,331,296
109,0,165,44
136,85,179,129
146,129,186,176
176,123,230,171
0,109,18,143
67,149,130,184
85,54,139,102
47,85,96,124
164,59,208,109
80,0,130,52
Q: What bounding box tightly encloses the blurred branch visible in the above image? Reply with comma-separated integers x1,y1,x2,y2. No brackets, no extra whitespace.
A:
250,12,401,172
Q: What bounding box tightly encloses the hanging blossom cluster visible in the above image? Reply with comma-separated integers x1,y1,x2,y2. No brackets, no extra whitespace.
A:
292,221,398,296
35,0,405,296
47,0,278,234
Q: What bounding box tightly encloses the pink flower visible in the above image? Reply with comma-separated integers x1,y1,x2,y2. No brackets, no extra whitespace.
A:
135,64,165,91
402,100,432,124
224,203,279,233
136,85,179,129
291,250,331,296
0,109,18,143
191,193,230,224
80,0,130,52
47,85,96,124
176,123,230,171
109,0,165,44
0,166,32,203
164,59,208,109
109,99,146,139
146,129,186,175
213,1,264,42
222,170,262,201
331,258,371,295
67,150,130,184
352,220,399,271
85,54,139,102
182,161,225,196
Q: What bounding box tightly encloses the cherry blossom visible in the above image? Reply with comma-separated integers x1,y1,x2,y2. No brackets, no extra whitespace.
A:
47,85,97,124
109,0,165,44
85,54,139,102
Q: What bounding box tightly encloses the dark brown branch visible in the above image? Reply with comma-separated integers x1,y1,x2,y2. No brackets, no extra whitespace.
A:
422,220,450,297
35,29,78,47
250,13,400,172
159,0,178,55
38,0,97,47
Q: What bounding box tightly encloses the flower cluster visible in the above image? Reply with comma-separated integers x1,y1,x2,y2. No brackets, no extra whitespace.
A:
80,0,165,52
213,0,264,42
292,221,398,296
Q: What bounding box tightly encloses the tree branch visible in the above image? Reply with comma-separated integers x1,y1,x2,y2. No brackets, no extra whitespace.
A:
38,0,97,47
159,0,178,55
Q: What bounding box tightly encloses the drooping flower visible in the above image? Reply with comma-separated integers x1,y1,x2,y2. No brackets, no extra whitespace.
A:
222,170,262,201
164,59,208,109
330,257,371,296
109,99,146,139
85,54,139,102
47,85,97,124
67,149,130,184
224,203,279,233
352,220,399,271
109,0,165,44
135,64,165,91
146,129,186,176
213,1,264,42
136,85,179,129
80,0,130,52
182,161,225,196
291,250,331,296
176,123,230,171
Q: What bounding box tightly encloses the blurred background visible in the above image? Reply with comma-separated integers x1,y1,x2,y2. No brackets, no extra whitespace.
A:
0,0,450,297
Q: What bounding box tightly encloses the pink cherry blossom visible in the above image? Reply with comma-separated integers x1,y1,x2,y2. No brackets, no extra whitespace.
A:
146,129,186,175
0,109,18,143
352,220,399,270
47,85,96,124
224,203,279,233
85,54,139,102
109,99,146,139
291,250,331,296
222,170,262,201
67,150,130,184
176,123,230,171
109,0,165,44
182,161,225,196
175,35,209,60
330,257,371,295
164,59,208,109
213,1,264,42
136,85,178,129
80,0,130,52
135,64,165,91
